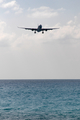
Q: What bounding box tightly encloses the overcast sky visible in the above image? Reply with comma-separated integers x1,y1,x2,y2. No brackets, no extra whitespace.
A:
0,0,80,79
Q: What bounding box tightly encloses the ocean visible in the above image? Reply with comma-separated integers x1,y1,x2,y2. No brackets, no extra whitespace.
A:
0,80,80,120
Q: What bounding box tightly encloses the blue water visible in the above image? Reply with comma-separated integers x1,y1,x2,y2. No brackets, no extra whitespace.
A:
0,80,80,120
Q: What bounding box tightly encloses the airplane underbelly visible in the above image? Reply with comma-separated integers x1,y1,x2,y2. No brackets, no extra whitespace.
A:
37,29,41,32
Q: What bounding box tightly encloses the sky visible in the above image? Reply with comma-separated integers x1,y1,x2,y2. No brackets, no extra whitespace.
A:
0,0,80,79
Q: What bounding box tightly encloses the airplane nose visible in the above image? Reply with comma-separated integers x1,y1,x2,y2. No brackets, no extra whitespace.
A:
40,24,42,28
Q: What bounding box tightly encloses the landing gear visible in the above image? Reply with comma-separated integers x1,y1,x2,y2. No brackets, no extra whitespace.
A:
42,31,44,34
34,31,36,34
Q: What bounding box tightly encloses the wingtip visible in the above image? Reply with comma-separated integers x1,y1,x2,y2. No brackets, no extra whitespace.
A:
17,26,23,29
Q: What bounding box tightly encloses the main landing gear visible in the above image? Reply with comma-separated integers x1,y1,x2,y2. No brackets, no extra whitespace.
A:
34,31,44,34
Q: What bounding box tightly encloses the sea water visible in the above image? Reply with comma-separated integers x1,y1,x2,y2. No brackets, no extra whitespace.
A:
0,80,80,120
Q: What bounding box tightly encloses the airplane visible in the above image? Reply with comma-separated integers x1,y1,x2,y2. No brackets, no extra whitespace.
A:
18,24,59,34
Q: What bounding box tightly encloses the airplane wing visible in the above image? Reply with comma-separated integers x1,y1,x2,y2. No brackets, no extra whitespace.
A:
42,28,59,31
18,27,37,31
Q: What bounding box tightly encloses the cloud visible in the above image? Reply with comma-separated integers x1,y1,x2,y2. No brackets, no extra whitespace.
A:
13,33,44,49
58,19,80,40
57,8,65,11
1,0,23,14
0,0,3,3
1,1,16,8
27,6,58,18
5,10,10,14
0,20,15,47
